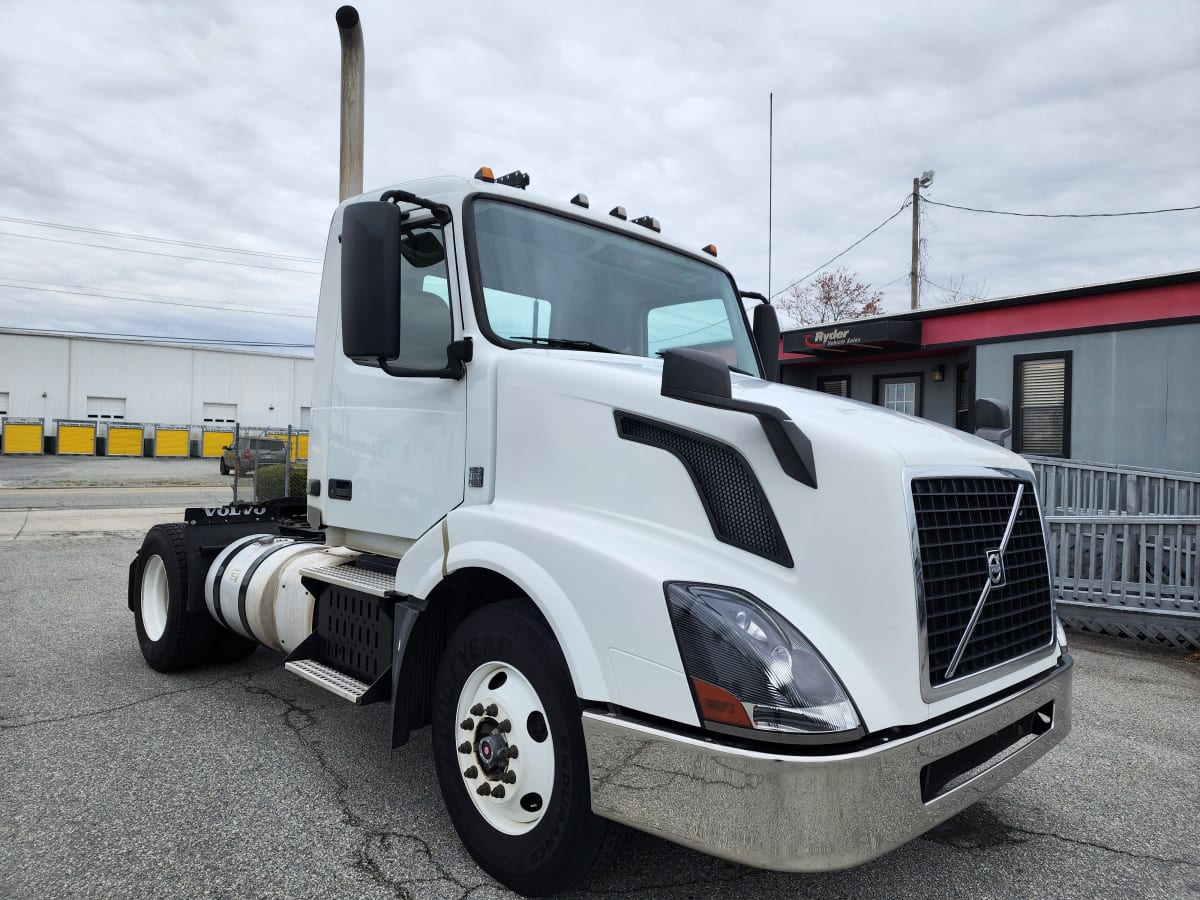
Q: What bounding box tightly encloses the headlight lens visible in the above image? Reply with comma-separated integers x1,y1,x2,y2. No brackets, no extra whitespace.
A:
665,583,860,736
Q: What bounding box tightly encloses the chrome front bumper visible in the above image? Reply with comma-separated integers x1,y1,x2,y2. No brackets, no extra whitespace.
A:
583,655,1072,871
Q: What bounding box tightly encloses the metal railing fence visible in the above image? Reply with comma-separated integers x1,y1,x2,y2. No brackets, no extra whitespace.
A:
1028,455,1200,517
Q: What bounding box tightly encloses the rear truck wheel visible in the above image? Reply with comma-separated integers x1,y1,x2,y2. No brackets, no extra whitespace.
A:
133,523,222,671
432,600,623,897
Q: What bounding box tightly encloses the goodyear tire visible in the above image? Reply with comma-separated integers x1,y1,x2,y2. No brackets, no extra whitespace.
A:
432,600,623,896
133,523,222,671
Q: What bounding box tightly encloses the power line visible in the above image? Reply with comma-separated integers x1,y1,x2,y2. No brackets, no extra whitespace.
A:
0,214,321,262
923,198,1200,219
770,197,911,300
0,273,287,307
877,271,912,290
0,280,317,320
0,324,313,348
0,230,321,274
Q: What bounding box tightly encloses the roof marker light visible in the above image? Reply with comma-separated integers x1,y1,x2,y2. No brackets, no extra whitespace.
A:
702,244,718,257
632,215,661,233
474,166,496,183
570,193,590,208
496,170,531,189
609,206,627,220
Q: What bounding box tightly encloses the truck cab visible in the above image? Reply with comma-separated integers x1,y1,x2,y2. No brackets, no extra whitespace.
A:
129,170,1072,897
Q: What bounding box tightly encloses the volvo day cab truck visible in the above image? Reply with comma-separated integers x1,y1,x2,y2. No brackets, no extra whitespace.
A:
125,7,1072,897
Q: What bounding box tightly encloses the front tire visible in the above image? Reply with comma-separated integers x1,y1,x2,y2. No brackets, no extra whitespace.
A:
133,524,222,671
432,600,622,896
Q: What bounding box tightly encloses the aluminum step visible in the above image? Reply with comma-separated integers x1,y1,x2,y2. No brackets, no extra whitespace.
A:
285,658,371,703
300,562,394,597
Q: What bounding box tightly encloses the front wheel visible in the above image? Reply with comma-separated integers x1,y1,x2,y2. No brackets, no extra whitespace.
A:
432,600,623,896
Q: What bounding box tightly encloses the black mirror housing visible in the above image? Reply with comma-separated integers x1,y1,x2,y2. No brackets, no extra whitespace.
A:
974,398,1013,445
341,201,401,360
752,303,781,382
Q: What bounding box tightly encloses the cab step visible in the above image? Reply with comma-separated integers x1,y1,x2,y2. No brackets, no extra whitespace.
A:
284,658,374,703
300,561,395,597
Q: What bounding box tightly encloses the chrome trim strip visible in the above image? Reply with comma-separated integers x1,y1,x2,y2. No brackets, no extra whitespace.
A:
905,466,1057,703
584,656,1072,872
944,483,1024,679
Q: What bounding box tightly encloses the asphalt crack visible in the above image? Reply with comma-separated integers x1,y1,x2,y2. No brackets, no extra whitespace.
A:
242,680,483,900
0,663,277,731
1006,824,1198,868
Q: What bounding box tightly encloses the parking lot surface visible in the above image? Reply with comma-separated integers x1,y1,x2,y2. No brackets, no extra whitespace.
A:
1,508,1198,898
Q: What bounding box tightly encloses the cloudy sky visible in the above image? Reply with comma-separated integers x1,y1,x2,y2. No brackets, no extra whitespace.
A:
0,0,1196,354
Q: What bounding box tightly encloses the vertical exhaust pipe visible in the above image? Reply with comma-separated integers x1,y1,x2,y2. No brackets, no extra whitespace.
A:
336,5,364,202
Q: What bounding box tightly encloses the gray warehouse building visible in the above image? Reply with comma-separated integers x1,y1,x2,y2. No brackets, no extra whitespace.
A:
0,330,313,457
779,270,1200,473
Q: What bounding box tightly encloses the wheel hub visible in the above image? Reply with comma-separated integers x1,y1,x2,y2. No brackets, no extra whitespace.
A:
476,728,509,775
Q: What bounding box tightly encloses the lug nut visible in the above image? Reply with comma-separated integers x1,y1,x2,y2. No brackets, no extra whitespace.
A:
476,783,491,796
491,785,506,799
460,718,474,731
485,704,498,717
463,766,478,779
470,703,484,716
502,771,516,784
506,746,518,759
498,719,512,733
458,742,471,754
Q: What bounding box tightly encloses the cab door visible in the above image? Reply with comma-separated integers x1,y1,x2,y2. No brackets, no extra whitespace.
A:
324,222,466,541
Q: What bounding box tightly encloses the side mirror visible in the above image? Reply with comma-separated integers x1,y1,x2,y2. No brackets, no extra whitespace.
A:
974,398,1013,446
751,303,781,382
341,201,401,361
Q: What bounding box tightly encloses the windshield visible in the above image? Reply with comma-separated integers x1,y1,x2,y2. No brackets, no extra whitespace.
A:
470,199,759,374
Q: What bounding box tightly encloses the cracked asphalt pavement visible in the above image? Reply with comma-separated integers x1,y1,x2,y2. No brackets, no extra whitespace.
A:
2,529,1199,898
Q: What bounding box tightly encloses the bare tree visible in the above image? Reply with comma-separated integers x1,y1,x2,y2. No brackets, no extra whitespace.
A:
927,274,989,306
777,268,884,326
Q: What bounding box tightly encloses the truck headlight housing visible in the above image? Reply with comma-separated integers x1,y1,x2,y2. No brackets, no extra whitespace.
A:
666,583,861,740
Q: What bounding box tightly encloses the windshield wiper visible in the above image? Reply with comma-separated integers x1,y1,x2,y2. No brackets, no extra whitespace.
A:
510,336,620,354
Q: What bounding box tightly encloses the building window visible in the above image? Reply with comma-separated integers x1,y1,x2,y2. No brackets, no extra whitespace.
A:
0,391,8,415
816,375,851,398
876,374,923,416
1014,352,1071,457
955,364,971,431
299,406,312,429
86,396,126,420
203,402,237,424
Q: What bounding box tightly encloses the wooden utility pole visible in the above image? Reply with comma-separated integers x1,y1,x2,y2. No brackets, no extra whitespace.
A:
910,176,920,310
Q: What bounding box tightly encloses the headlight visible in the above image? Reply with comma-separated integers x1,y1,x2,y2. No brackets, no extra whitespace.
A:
665,583,861,739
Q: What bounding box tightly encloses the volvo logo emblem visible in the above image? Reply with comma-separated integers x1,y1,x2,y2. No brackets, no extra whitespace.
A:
986,549,1006,587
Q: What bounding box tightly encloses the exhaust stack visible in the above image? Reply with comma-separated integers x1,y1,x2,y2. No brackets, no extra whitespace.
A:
336,5,364,202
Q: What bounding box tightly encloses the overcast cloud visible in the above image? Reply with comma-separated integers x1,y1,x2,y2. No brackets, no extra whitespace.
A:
0,0,1196,353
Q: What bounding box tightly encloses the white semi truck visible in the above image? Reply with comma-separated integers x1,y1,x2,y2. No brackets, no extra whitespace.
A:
126,7,1072,896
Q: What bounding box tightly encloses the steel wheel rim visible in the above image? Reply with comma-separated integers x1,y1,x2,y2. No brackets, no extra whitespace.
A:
455,661,556,836
140,554,169,641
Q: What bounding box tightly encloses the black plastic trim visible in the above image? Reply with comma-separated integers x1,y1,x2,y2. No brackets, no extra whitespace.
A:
615,412,792,567
660,349,818,489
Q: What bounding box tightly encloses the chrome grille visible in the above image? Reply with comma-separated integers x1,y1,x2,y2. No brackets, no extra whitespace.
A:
912,476,1053,687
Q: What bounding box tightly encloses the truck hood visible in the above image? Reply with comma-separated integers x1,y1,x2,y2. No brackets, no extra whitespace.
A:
490,350,1048,732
